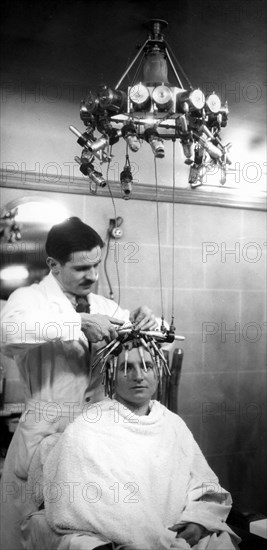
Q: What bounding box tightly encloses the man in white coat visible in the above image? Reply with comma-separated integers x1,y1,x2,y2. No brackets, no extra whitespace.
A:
0,216,158,550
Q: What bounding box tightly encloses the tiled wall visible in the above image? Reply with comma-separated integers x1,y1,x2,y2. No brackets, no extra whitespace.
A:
0,185,266,514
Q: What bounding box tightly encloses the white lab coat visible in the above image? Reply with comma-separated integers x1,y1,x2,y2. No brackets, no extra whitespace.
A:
0,272,130,550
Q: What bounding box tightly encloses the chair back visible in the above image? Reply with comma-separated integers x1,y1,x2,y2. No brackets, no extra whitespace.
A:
155,347,184,412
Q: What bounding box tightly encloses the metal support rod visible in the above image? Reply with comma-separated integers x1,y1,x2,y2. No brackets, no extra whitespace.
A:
115,39,149,89
165,49,184,88
116,328,185,340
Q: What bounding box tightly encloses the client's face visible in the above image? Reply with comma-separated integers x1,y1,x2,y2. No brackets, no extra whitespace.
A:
114,347,158,411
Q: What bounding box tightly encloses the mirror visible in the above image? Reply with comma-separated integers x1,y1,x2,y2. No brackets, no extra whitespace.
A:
0,197,70,299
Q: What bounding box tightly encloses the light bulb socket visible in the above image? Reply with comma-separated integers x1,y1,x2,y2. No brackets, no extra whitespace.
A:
189,164,206,188
199,136,222,159
98,87,127,112
121,122,137,138
181,138,194,163
144,128,165,158
120,166,133,184
176,89,205,113
122,123,140,152
120,166,133,197
82,92,100,114
205,93,221,114
89,137,108,153
90,170,106,187
152,85,173,111
79,160,94,176
128,84,151,110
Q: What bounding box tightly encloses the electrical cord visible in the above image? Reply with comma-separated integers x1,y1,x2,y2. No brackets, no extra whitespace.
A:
104,144,121,314
154,156,165,324
103,232,114,300
170,140,176,331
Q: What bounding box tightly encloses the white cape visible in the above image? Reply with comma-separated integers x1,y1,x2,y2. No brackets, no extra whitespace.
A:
43,399,238,550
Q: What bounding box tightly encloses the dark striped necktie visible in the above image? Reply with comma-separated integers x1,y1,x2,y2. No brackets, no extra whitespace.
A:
75,295,90,313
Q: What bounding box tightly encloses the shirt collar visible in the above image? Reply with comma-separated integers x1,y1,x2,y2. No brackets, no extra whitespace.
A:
48,272,88,308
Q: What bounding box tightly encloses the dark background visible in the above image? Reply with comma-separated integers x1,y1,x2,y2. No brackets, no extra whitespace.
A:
0,0,265,122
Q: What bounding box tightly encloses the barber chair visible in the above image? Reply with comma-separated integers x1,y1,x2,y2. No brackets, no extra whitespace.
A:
160,347,183,411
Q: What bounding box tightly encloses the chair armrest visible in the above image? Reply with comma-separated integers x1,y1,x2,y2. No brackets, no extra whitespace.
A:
227,507,267,549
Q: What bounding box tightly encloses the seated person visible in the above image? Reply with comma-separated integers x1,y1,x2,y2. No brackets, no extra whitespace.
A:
41,334,239,550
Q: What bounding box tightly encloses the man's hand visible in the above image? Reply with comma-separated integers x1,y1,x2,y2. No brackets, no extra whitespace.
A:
169,522,206,547
129,306,158,331
80,313,124,343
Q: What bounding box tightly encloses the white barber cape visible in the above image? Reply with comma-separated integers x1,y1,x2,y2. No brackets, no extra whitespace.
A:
0,272,129,550
44,399,239,550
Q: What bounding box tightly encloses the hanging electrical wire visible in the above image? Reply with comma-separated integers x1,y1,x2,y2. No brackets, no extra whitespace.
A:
100,122,178,341
103,230,114,300
153,156,165,331
170,140,176,333
104,144,121,311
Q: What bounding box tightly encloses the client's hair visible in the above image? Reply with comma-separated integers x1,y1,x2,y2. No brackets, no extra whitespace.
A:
45,217,104,264
92,330,171,401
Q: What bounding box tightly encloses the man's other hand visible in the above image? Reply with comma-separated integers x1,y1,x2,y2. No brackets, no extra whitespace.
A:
169,522,206,547
80,313,124,343
129,306,158,331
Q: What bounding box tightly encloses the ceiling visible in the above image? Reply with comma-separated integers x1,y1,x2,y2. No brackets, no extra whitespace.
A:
0,0,265,98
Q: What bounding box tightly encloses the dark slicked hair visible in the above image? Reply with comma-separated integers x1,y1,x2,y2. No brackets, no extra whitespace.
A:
45,217,104,264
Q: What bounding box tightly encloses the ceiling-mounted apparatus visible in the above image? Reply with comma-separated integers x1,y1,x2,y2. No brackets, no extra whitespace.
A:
70,19,232,196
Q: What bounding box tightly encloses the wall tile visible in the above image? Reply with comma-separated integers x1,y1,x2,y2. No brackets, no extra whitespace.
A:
125,244,165,288
169,289,240,333
174,247,205,289
241,209,267,242
123,200,170,246
179,413,202,445
200,413,239,455
237,371,267,408
229,451,267,515
97,285,169,319
239,337,267,371
240,291,267,324
240,252,267,290
83,195,170,246
207,454,237,494
98,240,128,291
203,335,242,372
207,450,267,517
236,401,267,452
179,333,204,373
178,371,239,416
169,203,244,250
188,205,243,248
167,204,194,247
82,194,118,239
205,252,266,290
